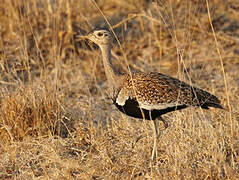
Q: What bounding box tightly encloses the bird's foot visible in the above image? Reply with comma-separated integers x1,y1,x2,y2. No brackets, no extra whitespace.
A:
162,119,168,129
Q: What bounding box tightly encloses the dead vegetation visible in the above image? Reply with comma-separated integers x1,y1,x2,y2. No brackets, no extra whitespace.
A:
0,0,239,179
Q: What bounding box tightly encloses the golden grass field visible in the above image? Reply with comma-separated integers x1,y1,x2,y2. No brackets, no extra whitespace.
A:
0,0,239,179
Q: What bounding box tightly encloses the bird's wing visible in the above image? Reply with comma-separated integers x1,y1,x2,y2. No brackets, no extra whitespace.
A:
115,72,185,110
115,72,222,110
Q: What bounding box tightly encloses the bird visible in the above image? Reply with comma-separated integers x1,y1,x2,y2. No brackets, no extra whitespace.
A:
78,27,223,160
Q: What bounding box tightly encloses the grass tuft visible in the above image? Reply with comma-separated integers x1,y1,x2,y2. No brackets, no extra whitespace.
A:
0,84,65,143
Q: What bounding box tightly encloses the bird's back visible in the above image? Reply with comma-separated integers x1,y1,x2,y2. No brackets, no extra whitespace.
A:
114,72,222,112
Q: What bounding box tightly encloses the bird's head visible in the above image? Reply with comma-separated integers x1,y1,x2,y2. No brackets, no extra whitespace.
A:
79,28,112,46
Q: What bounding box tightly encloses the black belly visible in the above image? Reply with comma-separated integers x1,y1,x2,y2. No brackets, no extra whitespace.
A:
114,98,188,120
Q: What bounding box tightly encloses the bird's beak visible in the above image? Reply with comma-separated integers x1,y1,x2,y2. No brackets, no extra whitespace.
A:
76,34,89,41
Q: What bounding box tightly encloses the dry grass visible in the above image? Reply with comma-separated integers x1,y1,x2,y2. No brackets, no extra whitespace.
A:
0,0,239,179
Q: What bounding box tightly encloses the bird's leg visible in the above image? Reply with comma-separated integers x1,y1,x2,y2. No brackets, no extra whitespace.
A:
150,116,167,161
159,116,168,129
151,119,159,161
149,111,159,161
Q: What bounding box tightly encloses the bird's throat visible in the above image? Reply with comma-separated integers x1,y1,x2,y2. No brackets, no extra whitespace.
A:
99,44,118,87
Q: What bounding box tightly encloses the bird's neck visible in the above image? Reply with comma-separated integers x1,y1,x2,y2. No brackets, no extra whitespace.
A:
99,44,118,85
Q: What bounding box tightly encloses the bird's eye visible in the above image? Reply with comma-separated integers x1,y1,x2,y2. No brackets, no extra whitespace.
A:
97,32,103,37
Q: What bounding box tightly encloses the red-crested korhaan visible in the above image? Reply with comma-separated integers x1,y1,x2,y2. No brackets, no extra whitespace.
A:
79,27,223,160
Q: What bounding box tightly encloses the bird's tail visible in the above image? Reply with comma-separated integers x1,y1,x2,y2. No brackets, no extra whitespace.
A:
193,88,223,109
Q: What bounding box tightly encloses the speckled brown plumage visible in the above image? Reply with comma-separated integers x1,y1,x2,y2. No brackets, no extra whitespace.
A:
113,72,222,120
